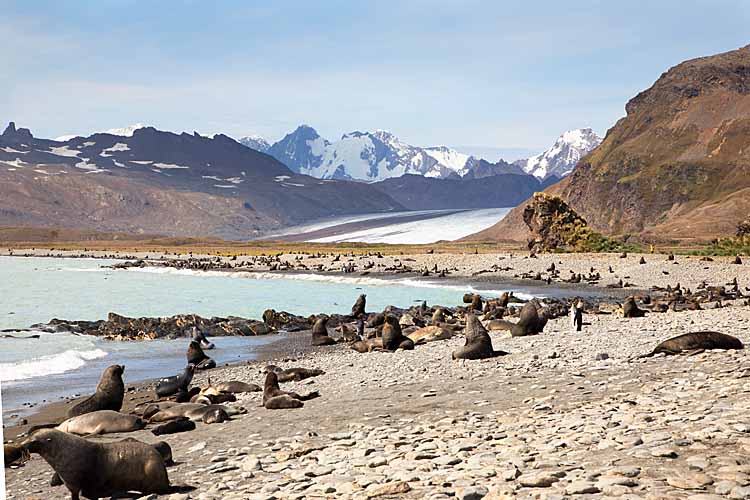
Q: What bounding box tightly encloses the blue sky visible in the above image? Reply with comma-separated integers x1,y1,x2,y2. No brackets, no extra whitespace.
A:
2,1,748,155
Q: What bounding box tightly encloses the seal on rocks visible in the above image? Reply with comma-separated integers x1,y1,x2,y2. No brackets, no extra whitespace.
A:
311,316,337,346
152,418,197,436
262,371,320,409
264,365,325,382
510,302,544,337
623,297,646,318
148,403,245,423
49,439,174,487
155,364,195,398
210,380,261,393
67,364,125,418
351,294,367,318
381,315,415,351
452,314,508,360
24,428,172,499
187,340,216,370
56,410,146,436
4,443,28,467
638,331,744,358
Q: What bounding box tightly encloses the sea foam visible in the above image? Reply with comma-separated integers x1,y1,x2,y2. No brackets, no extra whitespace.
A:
0,348,108,382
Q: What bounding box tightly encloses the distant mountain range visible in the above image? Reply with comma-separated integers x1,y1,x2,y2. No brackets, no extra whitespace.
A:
239,126,601,182
0,122,554,239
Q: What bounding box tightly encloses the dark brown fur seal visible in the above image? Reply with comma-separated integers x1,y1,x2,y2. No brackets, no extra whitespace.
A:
151,418,197,437
156,364,195,398
351,293,367,317
311,316,337,346
67,364,125,418
50,439,174,487
510,302,544,337
470,294,483,312
452,314,508,360
264,365,326,382
24,428,172,499
623,297,646,318
381,315,415,351
639,331,743,358
262,371,319,409
4,443,28,467
187,341,216,369
202,407,230,424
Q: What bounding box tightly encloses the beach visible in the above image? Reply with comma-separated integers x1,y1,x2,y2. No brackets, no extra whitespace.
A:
4,250,750,499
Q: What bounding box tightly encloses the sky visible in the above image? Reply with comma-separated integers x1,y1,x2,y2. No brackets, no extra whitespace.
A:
2,1,748,155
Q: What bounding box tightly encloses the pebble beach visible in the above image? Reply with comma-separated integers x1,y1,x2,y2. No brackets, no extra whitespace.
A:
4,250,750,499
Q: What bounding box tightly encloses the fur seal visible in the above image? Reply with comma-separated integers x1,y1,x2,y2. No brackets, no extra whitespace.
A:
156,364,195,398
431,308,445,324
4,443,28,467
510,302,544,337
349,338,381,353
311,316,336,346
264,365,325,382
148,403,245,423
351,294,367,317
381,315,415,351
67,364,125,418
262,371,319,409
187,340,216,369
24,428,171,499
190,326,215,349
408,326,453,344
152,417,197,436
210,380,261,393
57,410,145,436
470,294,483,312
452,314,508,360
638,331,743,358
50,439,174,487
202,407,230,424
623,297,646,318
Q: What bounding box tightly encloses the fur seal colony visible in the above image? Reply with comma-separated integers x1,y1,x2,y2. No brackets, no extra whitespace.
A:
8,250,750,498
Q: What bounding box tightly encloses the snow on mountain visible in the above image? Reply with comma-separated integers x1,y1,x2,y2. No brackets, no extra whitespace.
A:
104,123,146,137
265,126,476,182
238,135,271,152
517,128,602,180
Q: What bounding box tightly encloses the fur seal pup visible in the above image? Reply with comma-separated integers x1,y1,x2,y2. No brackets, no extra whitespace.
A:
156,364,195,398
351,294,367,318
210,380,261,393
432,308,445,325
262,371,319,409
152,417,197,436
337,323,359,342
187,340,216,370
57,410,146,436
470,294,483,312
264,365,326,382
202,407,230,424
381,315,415,351
24,428,171,499
67,364,125,418
452,314,508,360
622,297,646,318
349,338,382,353
311,316,337,346
4,443,28,467
510,302,544,337
638,331,743,358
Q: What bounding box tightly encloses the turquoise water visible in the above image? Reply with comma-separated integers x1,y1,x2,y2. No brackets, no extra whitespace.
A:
0,256,502,419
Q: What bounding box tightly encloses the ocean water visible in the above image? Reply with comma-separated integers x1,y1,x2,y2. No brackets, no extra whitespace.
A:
0,256,527,420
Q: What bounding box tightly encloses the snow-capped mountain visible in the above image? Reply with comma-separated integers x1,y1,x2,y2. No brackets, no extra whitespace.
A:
238,135,271,152
55,123,147,142
516,128,602,180
261,126,477,181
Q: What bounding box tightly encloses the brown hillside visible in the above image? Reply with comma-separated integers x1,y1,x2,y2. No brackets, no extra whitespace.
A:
469,44,750,243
